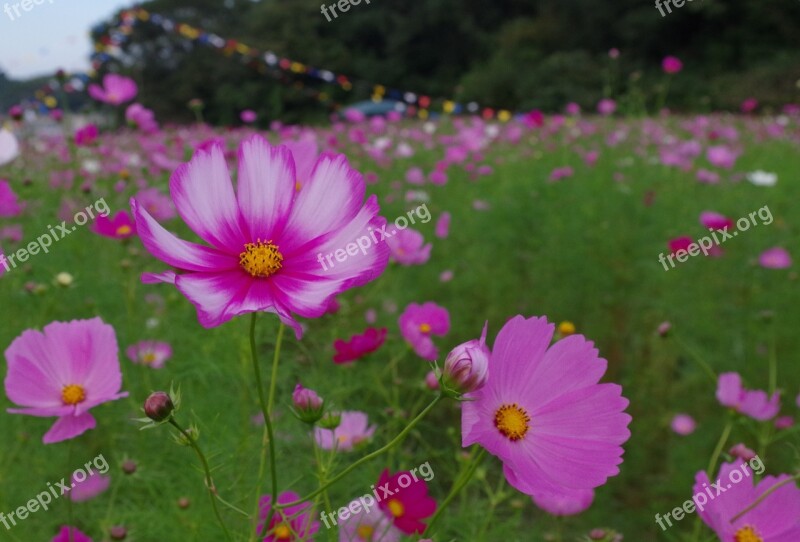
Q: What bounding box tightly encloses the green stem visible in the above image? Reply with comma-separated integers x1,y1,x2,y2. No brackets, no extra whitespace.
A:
425,447,487,535
674,337,717,384
277,394,445,509
251,315,284,539
693,418,734,541
730,472,800,523
169,419,232,542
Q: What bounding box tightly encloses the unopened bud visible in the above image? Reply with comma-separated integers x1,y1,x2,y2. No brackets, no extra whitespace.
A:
144,391,174,422
442,322,490,394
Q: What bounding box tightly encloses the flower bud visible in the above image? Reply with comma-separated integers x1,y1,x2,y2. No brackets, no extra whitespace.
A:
109,525,127,540
318,411,341,430
121,460,137,475
442,322,490,394
291,384,324,424
144,391,174,422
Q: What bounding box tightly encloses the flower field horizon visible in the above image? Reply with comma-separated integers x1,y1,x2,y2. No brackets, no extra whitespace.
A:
1,104,799,541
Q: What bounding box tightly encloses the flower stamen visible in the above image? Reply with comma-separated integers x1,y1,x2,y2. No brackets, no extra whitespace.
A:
239,239,283,278
494,403,530,441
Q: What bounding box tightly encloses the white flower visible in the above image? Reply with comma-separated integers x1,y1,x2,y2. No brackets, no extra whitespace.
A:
746,170,778,187
0,129,20,166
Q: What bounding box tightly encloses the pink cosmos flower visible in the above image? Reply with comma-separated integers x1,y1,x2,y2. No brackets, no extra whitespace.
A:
133,188,175,221
597,99,617,116
0,129,19,166
608,48,620,59
549,166,574,182
4,318,128,444
53,526,93,542
93,210,137,239
696,169,720,184
74,124,99,147
398,302,450,360
693,460,800,541
662,56,683,74
314,411,376,451
775,416,794,430
699,211,734,231
386,228,431,266
125,103,159,133
88,74,138,105
434,212,450,238
669,236,693,255
716,372,780,421
69,471,110,502
377,469,437,534
339,497,402,542
406,167,425,185
126,340,172,369
707,145,739,169
565,102,581,116
462,316,631,497
670,414,696,435
333,328,387,364
729,443,757,461
131,136,389,337
758,247,791,269
258,491,319,541
240,109,257,124
0,179,22,217
531,487,594,516
741,98,759,114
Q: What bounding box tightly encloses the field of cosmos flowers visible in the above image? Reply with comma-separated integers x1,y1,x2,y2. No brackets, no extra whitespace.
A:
1,63,800,542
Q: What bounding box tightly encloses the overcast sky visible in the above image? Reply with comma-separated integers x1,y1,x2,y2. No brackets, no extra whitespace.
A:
0,0,132,80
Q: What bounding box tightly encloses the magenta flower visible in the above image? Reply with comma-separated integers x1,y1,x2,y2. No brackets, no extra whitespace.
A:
442,322,490,393
339,497,402,541
434,212,451,239
549,166,574,182
398,302,450,360
314,411,376,451
4,318,128,444
462,316,631,497
69,471,110,502
716,372,780,421
386,228,432,266
670,414,697,435
693,460,800,541
333,327,387,364
662,56,683,74
125,103,159,133
729,443,757,461
0,179,22,217
531,487,594,516
669,236,693,255
741,97,759,113
258,491,319,541
377,469,437,534
93,210,137,239
707,145,739,169
240,109,258,124
74,124,99,147
565,102,581,116
88,74,138,105
53,526,93,542
597,98,617,116
126,340,172,369
758,247,792,269
699,211,733,231
131,136,389,337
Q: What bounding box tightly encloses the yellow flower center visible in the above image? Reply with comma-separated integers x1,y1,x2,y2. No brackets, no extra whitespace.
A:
356,524,374,540
494,403,531,441
273,523,292,540
295,180,303,192
141,352,156,364
239,240,283,278
116,225,132,236
62,384,86,405
558,321,576,336
419,323,431,333
387,499,405,518
734,526,763,542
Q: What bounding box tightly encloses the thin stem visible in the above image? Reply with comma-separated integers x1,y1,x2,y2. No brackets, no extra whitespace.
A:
425,447,487,535
277,394,445,509
693,417,734,541
250,315,284,539
169,419,232,542
674,336,718,384
768,331,777,394
730,472,800,523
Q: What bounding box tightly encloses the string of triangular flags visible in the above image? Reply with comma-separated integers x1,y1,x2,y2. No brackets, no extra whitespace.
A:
91,7,516,122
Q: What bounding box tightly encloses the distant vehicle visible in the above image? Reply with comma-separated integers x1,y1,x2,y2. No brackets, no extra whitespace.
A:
341,99,406,119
